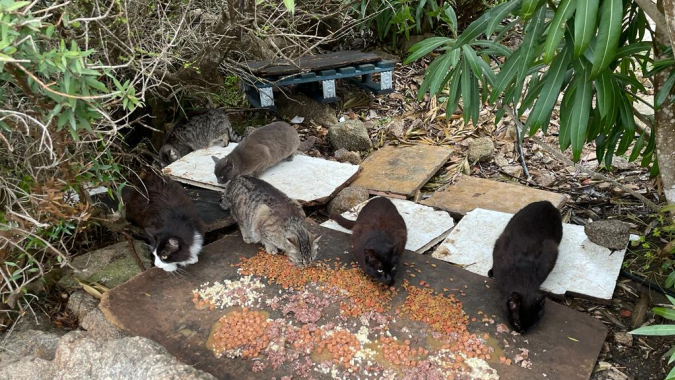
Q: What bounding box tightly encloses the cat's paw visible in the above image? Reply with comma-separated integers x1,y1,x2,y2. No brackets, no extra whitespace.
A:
487,269,494,278
242,236,254,244
264,244,279,255
285,154,294,162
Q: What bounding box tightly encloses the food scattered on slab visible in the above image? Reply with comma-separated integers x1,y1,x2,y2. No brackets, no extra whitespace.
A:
194,249,513,379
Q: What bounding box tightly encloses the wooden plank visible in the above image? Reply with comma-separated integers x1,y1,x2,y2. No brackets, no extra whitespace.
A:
351,145,453,198
184,186,235,232
421,175,568,217
100,226,606,380
245,51,382,77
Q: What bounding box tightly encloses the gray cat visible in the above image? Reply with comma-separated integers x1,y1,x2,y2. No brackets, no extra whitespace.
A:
220,175,321,267
211,121,301,184
160,109,241,166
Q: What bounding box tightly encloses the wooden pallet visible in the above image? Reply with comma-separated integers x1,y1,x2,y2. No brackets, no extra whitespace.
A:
242,51,396,108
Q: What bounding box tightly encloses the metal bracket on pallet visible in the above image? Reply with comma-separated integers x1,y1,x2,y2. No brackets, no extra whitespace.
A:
242,59,396,109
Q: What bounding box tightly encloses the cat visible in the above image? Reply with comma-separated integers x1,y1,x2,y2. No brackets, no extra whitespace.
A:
487,200,563,334
159,109,241,166
122,172,204,272
330,197,407,286
220,175,321,267
211,121,301,184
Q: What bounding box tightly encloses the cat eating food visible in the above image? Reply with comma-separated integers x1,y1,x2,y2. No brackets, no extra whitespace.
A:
211,121,301,184
122,172,204,272
160,109,241,166
488,201,562,334
220,175,321,267
330,197,407,286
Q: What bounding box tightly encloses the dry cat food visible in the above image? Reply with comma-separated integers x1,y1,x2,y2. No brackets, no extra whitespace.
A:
210,308,270,358
199,251,508,379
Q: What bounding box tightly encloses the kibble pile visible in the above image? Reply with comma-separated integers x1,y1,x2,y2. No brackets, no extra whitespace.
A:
194,250,509,379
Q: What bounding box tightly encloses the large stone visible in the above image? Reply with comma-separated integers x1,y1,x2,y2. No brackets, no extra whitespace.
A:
327,186,370,216
0,332,216,380
584,220,632,250
67,290,99,321
60,241,151,289
467,137,495,163
80,309,127,340
0,330,63,362
277,93,338,127
328,120,372,152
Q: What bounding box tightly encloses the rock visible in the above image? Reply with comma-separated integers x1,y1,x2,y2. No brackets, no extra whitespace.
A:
0,330,63,362
502,165,523,178
327,187,370,216
536,173,556,187
80,309,126,340
12,311,56,333
585,220,631,250
614,332,633,347
67,291,99,321
59,241,151,289
0,332,216,380
494,153,509,168
609,156,636,171
277,94,337,127
334,148,361,165
467,137,494,163
328,120,372,151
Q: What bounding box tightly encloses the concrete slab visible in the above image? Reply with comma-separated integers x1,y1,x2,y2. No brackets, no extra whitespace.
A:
432,208,627,302
351,145,453,198
163,145,360,205
100,226,607,380
421,175,568,217
320,197,454,253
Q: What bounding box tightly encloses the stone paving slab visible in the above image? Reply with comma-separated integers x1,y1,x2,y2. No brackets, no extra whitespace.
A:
351,145,452,198
100,226,606,380
163,145,360,205
421,175,568,216
320,197,454,253
432,208,627,302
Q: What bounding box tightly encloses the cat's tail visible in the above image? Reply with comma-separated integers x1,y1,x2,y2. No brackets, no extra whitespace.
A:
330,213,356,230
298,136,317,152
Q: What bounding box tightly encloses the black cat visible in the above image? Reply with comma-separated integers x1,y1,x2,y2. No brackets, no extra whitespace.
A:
122,172,204,272
330,197,407,286
488,201,562,334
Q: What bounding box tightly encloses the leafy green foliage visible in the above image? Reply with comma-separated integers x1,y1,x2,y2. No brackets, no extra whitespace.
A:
407,0,657,172
631,293,675,379
0,0,137,322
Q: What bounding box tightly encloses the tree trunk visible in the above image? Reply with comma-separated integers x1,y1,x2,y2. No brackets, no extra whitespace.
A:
655,0,675,204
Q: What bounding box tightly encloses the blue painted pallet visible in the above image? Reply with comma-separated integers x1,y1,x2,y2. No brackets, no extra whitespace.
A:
242,60,396,109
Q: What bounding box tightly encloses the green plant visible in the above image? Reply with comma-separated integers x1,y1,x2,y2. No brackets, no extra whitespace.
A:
631,291,675,380
352,0,493,47
0,0,140,325
406,0,658,173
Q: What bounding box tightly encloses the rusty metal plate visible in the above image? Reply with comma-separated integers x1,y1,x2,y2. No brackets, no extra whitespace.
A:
421,175,568,217
100,227,606,380
351,145,453,198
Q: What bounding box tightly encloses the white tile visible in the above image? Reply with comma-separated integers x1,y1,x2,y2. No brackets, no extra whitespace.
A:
321,197,454,253
163,145,360,204
432,208,626,301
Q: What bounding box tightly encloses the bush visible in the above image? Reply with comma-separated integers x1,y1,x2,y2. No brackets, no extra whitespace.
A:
0,0,139,326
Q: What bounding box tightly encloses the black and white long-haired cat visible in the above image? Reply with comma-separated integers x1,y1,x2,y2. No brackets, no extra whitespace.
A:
488,201,562,334
122,172,204,272
159,109,241,167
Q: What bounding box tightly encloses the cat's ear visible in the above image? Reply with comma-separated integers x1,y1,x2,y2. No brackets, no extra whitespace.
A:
507,292,521,313
364,249,377,263
312,235,322,245
211,156,220,164
287,235,299,247
168,237,180,249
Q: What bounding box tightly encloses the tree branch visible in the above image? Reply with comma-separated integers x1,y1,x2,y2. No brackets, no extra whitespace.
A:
635,0,668,33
